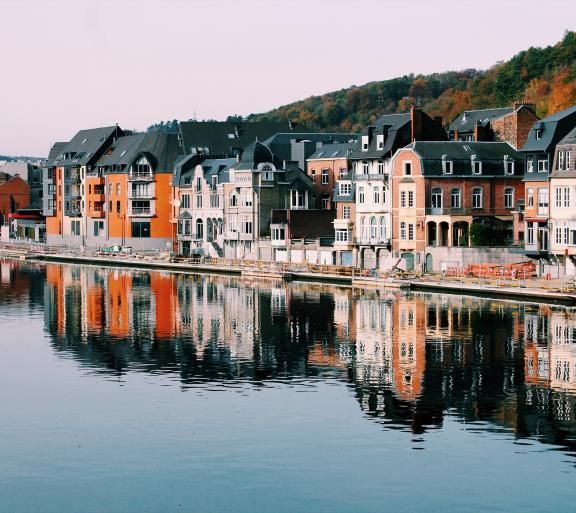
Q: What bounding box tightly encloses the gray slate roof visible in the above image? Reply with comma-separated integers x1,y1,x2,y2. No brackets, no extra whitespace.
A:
232,141,284,170
55,126,122,166
558,125,576,146
349,113,412,160
448,107,514,133
47,142,68,166
307,142,357,160
409,141,523,176
179,121,292,157
521,106,576,153
95,132,181,173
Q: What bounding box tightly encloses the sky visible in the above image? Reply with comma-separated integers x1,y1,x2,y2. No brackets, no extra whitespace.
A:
0,0,574,156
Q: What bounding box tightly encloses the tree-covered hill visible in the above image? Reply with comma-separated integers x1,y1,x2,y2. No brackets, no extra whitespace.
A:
246,31,576,131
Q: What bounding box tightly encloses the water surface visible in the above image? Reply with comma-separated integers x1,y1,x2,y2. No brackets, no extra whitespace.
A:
1,259,575,513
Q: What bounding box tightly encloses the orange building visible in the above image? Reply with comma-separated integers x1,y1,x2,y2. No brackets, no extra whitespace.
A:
44,127,181,250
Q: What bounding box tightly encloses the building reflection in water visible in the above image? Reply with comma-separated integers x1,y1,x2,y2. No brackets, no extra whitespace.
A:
3,258,576,455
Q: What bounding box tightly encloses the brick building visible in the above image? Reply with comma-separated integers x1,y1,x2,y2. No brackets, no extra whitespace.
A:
391,141,524,271
0,176,30,226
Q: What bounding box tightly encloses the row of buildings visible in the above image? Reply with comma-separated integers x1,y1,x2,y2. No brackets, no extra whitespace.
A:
6,102,576,274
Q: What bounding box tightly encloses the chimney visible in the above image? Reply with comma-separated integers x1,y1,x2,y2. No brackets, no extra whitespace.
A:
514,100,536,113
411,105,424,142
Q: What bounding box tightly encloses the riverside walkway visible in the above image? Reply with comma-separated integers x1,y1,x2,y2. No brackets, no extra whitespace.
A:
1,242,576,305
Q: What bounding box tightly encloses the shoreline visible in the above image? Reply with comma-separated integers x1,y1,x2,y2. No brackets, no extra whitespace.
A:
2,247,576,306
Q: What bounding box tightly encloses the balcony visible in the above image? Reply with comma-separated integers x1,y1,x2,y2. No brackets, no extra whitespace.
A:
129,206,154,217
92,193,106,202
89,210,106,219
356,236,390,246
128,172,154,182
354,173,386,181
426,207,472,216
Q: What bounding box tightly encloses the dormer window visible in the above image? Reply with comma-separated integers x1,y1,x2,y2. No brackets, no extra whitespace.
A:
261,164,274,181
535,129,542,140
377,134,384,150
403,161,412,176
504,156,514,175
361,135,369,151
442,156,453,175
472,157,482,175
339,182,351,196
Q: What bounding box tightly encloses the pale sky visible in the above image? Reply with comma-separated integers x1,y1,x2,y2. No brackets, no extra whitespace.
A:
0,0,573,156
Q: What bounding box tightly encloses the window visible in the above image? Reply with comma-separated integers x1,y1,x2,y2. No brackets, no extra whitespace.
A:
181,194,190,209
195,219,204,239
210,194,219,208
472,187,483,208
310,169,316,179
451,188,461,208
374,186,380,204
195,177,202,192
538,159,548,172
262,164,274,181
93,220,105,237
379,216,387,240
339,167,347,178
230,192,238,207
358,187,365,204
196,195,202,208
321,169,329,185
377,162,385,174
377,134,384,149
343,206,351,219
504,188,514,208
538,189,549,215
339,183,351,196
116,183,121,196
290,190,306,209
404,162,412,176
241,190,252,207
211,176,219,188
408,190,414,207
555,187,562,208
362,162,369,174
362,135,369,151
132,221,151,238
242,220,253,234
335,229,349,242
400,221,406,240
400,191,406,208
408,224,414,240
321,195,329,210
71,220,81,236
527,188,534,207
370,217,377,239
527,222,534,245
443,159,453,174
472,159,482,175
556,227,562,245
116,200,120,214
535,129,542,140
564,187,570,208
527,159,534,173
504,159,514,175
272,227,286,240
431,188,442,209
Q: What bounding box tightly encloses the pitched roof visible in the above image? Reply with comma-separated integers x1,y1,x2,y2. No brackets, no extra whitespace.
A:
47,142,68,166
307,142,357,160
95,132,182,173
55,126,122,166
558,125,576,146
349,113,412,160
232,141,284,170
448,107,514,133
178,121,292,157
408,141,523,176
521,105,576,153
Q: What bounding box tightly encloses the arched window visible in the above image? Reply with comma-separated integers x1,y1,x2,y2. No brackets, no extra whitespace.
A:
229,192,238,207
370,216,377,239
472,187,483,209
360,216,367,240
261,164,274,181
504,187,514,208
195,218,204,239
379,216,387,241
